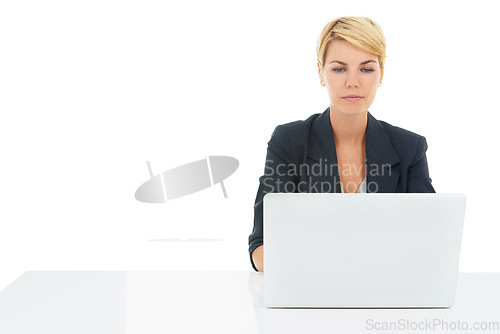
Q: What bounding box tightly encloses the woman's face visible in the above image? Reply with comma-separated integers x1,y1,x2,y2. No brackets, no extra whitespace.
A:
318,40,382,117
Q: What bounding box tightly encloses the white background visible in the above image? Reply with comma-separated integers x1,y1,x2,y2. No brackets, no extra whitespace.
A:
1,0,499,291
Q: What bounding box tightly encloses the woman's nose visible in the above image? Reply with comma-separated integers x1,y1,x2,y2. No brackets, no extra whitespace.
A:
346,73,359,88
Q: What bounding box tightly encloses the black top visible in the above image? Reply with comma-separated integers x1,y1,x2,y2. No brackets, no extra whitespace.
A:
248,107,436,271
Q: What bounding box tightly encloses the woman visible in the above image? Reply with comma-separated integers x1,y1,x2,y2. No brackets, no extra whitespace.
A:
248,17,435,272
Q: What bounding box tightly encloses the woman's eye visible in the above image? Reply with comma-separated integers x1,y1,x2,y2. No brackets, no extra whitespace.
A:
333,68,345,73
361,68,374,73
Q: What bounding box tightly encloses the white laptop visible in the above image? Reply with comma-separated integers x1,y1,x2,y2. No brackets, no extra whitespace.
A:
263,193,466,308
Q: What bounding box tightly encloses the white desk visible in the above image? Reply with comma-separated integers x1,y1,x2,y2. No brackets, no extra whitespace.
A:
0,272,499,333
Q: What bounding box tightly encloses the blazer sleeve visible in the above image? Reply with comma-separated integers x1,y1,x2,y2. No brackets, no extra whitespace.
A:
248,125,298,271
407,136,436,193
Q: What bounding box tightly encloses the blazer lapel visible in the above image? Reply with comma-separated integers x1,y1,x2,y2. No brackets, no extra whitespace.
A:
306,107,342,193
366,112,400,193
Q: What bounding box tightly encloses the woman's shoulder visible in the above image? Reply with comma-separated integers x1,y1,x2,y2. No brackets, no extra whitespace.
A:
275,112,321,131
374,116,428,158
266,112,324,162
269,112,322,141
377,118,425,141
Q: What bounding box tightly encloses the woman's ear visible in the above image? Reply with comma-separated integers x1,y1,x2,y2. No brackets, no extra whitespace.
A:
317,62,324,86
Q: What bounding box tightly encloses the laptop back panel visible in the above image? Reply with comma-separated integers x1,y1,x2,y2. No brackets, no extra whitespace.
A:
263,193,466,308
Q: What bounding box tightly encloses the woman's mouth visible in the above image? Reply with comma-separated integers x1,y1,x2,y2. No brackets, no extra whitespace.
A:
342,95,363,102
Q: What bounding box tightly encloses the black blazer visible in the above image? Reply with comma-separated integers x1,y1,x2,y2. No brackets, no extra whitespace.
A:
248,107,435,271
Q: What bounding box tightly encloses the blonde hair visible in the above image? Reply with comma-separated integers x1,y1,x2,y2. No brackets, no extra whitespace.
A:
316,17,386,75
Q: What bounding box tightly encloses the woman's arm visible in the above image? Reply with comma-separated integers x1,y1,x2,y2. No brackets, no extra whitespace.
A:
248,125,298,271
407,136,435,193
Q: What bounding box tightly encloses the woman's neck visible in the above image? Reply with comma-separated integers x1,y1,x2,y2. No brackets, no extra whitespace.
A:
330,107,368,146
